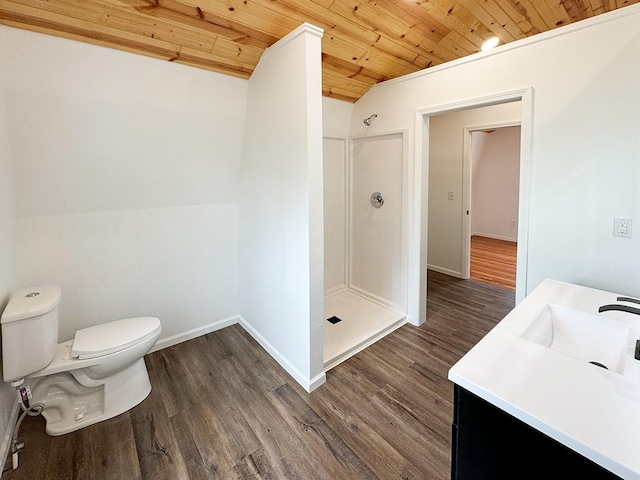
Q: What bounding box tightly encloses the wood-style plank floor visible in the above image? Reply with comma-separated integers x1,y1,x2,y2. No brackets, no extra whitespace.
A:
2,272,515,480
470,235,517,290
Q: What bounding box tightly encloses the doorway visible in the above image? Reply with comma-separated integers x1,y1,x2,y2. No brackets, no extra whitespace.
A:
467,125,521,289
409,88,533,325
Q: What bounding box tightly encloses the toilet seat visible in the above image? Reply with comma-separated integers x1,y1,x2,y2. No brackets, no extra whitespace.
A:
71,317,161,359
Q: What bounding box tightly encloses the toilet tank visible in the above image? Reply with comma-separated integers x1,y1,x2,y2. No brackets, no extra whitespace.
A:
1,285,61,382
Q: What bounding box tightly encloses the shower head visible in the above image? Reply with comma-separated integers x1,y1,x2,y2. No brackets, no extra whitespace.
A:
363,114,377,126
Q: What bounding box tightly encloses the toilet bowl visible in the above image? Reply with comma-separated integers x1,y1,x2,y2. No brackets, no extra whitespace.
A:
1,286,161,436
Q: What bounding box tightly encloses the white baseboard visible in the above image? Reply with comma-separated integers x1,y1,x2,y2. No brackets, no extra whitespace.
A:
405,314,418,326
0,402,19,474
150,315,239,353
472,232,517,243
238,316,326,393
307,372,327,392
427,264,464,278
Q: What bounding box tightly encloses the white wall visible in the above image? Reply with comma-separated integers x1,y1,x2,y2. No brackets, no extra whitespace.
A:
323,97,354,138
351,133,406,311
352,5,640,304
1,26,247,343
471,127,521,241
428,104,521,276
0,26,19,469
239,24,325,392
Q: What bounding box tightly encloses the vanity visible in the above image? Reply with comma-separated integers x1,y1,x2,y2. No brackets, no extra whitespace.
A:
449,279,640,479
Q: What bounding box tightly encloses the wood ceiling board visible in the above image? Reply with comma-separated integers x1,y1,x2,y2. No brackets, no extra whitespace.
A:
124,1,274,48
327,0,450,64
504,0,548,32
369,0,452,42
1,0,638,101
323,68,372,96
162,0,298,39
541,0,573,26
137,1,279,47
20,0,220,53
321,53,385,84
414,0,496,48
0,1,255,75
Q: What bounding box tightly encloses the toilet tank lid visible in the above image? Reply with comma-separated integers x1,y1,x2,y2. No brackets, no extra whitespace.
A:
1,285,62,324
71,316,161,359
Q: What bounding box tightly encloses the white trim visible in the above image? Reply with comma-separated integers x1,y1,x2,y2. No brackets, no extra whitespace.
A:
261,23,323,59
307,372,327,392
463,120,522,279
415,89,530,117
408,111,429,327
238,316,326,393
343,136,350,291
149,315,239,353
372,3,640,89
323,135,350,293
427,265,464,279
0,402,19,474
464,120,522,131
413,87,534,328
322,135,348,141
516,88,534,304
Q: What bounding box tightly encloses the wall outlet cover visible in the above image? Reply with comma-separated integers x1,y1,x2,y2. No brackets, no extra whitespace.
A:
613,217,632,238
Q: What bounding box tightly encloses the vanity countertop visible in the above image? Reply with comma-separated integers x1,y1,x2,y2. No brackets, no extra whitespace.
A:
449,279,640,479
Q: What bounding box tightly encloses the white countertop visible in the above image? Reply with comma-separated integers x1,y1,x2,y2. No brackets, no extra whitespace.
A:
449,279,640,479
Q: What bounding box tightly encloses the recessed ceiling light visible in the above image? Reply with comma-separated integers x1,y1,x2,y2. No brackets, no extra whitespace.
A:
481,37,500,51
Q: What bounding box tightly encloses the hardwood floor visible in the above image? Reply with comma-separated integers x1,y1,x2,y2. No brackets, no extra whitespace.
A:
2,272,515,480
470,236,517,290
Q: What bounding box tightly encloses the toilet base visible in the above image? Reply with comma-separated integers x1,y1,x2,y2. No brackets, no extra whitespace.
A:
32,358,152,436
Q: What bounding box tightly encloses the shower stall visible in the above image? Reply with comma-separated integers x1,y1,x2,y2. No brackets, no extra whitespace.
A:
323,130,408,370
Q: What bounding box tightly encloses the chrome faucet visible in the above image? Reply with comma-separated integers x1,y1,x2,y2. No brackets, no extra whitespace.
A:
598,296,640,316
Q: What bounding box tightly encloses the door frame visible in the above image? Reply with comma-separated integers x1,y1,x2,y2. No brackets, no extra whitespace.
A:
409,87,534,326
462,121,522,279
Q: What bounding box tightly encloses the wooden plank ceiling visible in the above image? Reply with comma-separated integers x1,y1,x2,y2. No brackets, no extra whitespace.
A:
0,0,637,102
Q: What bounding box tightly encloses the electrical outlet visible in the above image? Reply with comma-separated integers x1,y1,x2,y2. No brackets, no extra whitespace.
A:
448,191,454,201
614,217,632,238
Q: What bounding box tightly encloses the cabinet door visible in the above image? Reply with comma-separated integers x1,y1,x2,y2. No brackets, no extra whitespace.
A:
452,385,621,480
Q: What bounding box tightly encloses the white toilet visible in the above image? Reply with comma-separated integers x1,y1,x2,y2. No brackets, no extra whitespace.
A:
1,285,161,436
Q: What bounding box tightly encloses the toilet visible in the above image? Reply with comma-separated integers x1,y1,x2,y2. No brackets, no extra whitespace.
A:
1,285,161,436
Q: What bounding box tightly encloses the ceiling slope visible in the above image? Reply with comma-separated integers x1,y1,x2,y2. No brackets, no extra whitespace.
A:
0,0,637,102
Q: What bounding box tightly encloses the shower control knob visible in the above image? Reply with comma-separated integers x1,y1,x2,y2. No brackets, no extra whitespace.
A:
370,192,384,208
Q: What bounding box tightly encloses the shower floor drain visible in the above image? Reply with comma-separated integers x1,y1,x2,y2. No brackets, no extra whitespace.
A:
327,316,342,324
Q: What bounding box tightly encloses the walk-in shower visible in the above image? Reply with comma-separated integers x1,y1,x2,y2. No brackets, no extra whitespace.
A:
322,131,408,370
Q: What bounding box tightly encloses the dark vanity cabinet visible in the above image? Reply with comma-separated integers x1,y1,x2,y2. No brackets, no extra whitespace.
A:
451,385,622,480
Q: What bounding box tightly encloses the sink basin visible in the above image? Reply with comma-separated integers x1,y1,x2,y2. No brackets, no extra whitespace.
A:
522,304,633,374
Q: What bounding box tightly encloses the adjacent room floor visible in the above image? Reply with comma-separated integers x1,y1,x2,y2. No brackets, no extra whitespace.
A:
470,235,517,289
323,290,406,370
3,271,515,480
